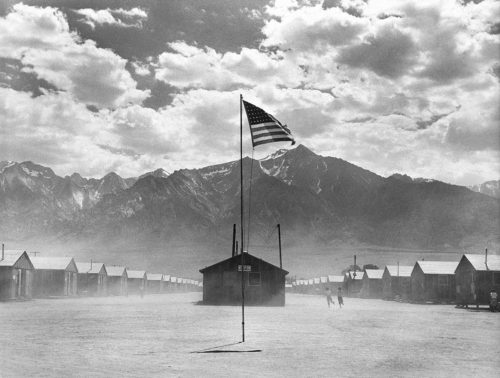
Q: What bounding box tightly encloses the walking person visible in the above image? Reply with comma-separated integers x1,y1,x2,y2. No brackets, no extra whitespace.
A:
325,287,335,308
337,287,344,308
489,289,498,312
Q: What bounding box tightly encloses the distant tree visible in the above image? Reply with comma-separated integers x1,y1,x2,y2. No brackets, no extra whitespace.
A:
341,265,361,275
363,264,379,270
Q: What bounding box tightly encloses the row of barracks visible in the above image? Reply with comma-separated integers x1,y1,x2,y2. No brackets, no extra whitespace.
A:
0,247,202,301
291,252,500,306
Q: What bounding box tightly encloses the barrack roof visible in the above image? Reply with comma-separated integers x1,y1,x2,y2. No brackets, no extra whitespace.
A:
31,256,76,271
199,252,288,274
127,270,146,279
348,271,364,280
364,269,384,279
328,275,345,283
415,261,459,275
462,254,500,272
148,273,163,281
0,250,33,269
106,266,127,277
385,265,414,277
75,261,105,274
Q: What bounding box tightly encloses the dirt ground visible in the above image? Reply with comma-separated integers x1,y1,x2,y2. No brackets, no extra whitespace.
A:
0,293,498,377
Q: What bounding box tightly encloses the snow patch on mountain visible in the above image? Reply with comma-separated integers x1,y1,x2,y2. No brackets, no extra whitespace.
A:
73,191,84,208
21,165,43,177
0,161,15,173
201,166,231,180
315,179,322,194
261,148,289,161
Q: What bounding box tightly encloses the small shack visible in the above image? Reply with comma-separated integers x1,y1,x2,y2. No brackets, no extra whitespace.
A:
0,250,34,300
199,252,288,306
127,270,147,295
297,279,307,294
360,269,384,298
31,256,78,297
327,275,345,293
313,277,321,294
75,261,107,296
345,271,364,297
306,278,314,294
163,275,171,292
170,276,178,291
106,266,128,296
147,273,164,294
411,261,458,303
382,265,413,300
455,253,500,306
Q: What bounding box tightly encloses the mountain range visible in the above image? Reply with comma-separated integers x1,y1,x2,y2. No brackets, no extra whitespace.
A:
468,180,500,199
0,145,498,274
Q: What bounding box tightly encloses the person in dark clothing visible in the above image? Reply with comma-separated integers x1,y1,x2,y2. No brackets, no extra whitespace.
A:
489,289,498,312
325,287,335,308
337,287,344,308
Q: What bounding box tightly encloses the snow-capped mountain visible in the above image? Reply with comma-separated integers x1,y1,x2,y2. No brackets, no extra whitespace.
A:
0,146,498,253
138,168,170,180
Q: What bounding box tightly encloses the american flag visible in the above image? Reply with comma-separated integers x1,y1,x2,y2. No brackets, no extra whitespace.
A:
243,100,295,147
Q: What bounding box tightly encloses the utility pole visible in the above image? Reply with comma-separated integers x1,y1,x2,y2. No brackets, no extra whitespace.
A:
277,224,282,269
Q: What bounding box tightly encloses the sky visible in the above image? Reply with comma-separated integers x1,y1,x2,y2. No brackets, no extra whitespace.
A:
0,0,498,186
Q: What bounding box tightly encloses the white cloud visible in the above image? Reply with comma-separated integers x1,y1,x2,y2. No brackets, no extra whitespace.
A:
262,4,368,50
132,61,151,76
0,4,149,108
75,7,148,29
0,87,182,178
155,41,303,90
1,1,499,186
112,8,148,19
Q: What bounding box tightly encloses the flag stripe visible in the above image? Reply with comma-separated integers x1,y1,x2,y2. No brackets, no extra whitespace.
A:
253,131,292,139
250,123,280,131
252,127,288,136
253,137,294,146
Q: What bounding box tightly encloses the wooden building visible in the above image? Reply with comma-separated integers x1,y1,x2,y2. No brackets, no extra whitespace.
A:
327,275,345,292
312,277,321,294
75,261,107,296
170,276,178,291
0,250,34,300
344,271,364,297
304,279,314,294
411,261,458,303
147,273,164,294
296,279,307,294
162,275,171,292
127,270,147,295
178,278,186,291
382,265,413,300
298,279,309,294
455,254,500,306
31,256,78,297
199,252,288,306
106,266,128,296
360,269,384,298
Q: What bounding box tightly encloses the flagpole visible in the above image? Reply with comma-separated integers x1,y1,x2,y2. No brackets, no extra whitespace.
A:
240,93,245,343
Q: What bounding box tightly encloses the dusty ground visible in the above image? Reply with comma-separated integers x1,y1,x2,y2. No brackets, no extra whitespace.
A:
0,293,498,377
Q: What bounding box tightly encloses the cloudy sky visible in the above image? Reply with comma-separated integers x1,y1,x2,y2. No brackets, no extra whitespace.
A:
0,0,498,185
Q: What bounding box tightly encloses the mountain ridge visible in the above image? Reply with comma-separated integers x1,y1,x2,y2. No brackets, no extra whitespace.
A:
0,146,498,262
